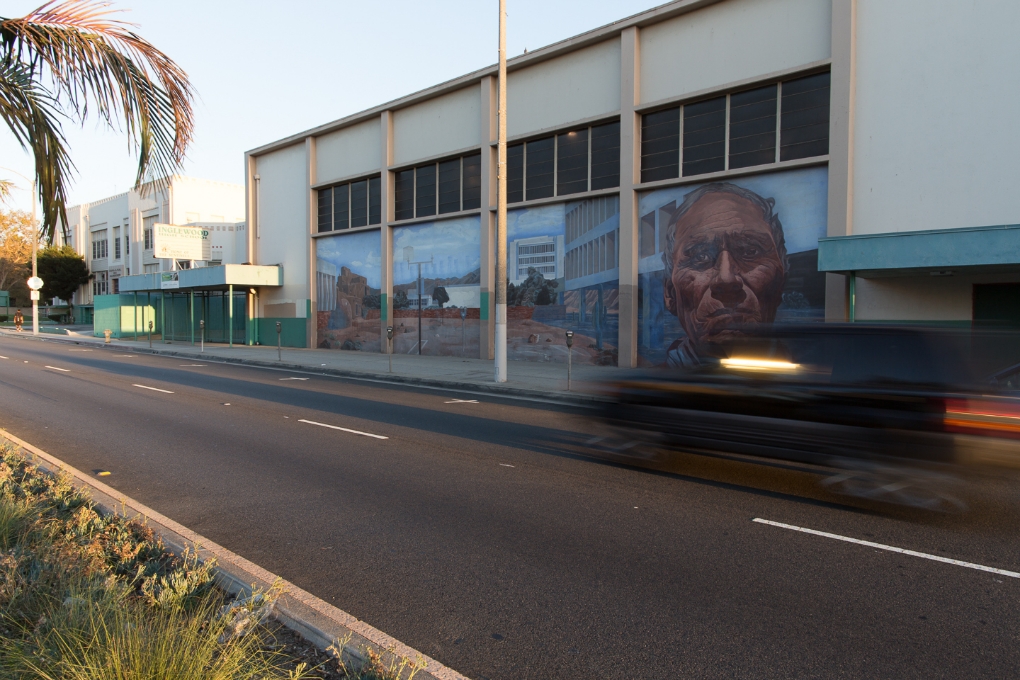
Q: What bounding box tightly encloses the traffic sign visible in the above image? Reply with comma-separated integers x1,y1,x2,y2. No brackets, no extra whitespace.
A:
27,276,43,290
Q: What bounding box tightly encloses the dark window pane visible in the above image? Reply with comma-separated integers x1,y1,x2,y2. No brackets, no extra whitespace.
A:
368,176,381,224
641,107,679,183
557,128,588,196
729,85,777,169
526,136,554,200
591,121,620,190
415,164,436,217
395,170,414,220
780,71,830,161
350,180,368,227
462,153,481,210
438,159,461,214
507,143,524,203
333,183,349,230
683,96,726,176
317,188,332,233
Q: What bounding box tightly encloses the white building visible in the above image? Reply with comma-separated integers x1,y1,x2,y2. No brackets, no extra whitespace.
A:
239,0,1020,359
60,176,245,320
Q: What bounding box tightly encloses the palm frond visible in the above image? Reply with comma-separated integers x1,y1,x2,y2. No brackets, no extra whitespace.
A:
0,0,195,241
0,179,13,203
0,61,72,241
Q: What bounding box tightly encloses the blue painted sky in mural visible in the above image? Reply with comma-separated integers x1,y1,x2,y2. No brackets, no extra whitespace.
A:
316,231,382,289
638,166,828,255
392,216,481,285
507,204,566,240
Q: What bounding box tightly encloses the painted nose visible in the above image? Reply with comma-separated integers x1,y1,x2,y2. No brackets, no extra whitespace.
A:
710,251,746,306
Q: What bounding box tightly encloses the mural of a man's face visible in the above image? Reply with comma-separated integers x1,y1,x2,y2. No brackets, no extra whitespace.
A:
664,191,787,346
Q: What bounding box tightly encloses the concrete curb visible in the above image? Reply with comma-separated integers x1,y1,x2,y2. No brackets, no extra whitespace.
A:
0,428,470,680
3,330,606,407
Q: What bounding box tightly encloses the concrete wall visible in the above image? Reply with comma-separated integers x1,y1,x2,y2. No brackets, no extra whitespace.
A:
316,117,382,183
507,39,620,138
639,0,831,104
393,85,481,165
856,272,1020,323
254,144,309,319
852,1,1020,236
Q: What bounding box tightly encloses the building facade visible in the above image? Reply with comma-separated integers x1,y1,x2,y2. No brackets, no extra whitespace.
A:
245,0,1020,363
60,176,245,320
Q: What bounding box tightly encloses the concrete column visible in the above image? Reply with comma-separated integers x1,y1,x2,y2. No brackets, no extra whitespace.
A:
305,136,317,348
479,76,497,359
380,110,395,352
245,152,258,265
617,26,641,369
825,0,856,321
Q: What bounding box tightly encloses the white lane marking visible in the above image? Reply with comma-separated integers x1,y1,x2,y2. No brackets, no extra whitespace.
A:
69,349,92,352
753,518,1020,579
180,364,206,367
45,366,70,372
132,384,174,394
500,463,515,467
115,354,136,357
280,377,308,381
445,399,479,404
298,419,388,440
0,355,8,359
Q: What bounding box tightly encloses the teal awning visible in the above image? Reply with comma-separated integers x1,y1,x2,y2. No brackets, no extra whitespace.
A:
118,264,282,292
818,224,1020,276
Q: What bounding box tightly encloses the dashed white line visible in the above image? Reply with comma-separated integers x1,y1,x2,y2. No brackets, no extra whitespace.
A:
0,355,8,359
499,463,515,467
280,377,309,381
298,419,388,440
132,384,174,394
445,399,479,404
180,364,206,367
45,366,70,372
753,518,1020,579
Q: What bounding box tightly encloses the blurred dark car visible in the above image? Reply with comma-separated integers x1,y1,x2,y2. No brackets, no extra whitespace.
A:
599,325,1020,508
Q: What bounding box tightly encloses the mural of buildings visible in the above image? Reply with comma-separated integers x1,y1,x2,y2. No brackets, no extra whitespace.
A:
315,229,382,351
391,216,481,358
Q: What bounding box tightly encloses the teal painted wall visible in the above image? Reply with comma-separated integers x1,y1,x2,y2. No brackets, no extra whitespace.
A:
93,294,160,338
256,318,306,348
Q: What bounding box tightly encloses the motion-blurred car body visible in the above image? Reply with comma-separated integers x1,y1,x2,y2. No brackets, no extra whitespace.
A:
599,325,1020,508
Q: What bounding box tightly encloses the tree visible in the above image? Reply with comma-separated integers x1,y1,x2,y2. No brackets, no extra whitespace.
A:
0,1,195,243
36,244,89,310
432,286,450,308
0,209,33,295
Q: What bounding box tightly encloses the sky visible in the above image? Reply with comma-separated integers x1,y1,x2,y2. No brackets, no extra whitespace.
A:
0,0,664,215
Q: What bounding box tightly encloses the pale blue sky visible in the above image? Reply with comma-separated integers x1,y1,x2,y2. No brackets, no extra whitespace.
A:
0,0,663,214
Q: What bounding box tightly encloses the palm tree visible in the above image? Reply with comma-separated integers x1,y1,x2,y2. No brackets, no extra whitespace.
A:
0,1,194,242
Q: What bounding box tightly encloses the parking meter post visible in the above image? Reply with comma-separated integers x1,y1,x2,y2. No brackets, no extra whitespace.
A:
276,322,282,361
200,319,205,353
565,331,574,391
148,320,153,349
386,326,393,373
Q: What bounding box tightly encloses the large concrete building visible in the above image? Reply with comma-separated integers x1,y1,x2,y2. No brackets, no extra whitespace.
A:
239,0,1020,365
61,175,245,322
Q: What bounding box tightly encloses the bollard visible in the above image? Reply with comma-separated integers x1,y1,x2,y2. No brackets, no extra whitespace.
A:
386,326,393,373
200,319,205,353
103,329,112,344
148,320,153,349
276,321,282,361
565,330,574,391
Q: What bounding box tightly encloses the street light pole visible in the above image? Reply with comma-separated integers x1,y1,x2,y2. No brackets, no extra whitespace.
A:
30,180,38,336
495,0,508,383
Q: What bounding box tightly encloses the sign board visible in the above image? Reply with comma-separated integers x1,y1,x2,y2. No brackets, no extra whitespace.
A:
160,272,180,290
30,290,40,301
27,276,43,290
153,223,211,261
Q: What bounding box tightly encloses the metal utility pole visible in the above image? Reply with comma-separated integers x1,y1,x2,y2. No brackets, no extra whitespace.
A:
30,181,38,336
495,0,508,383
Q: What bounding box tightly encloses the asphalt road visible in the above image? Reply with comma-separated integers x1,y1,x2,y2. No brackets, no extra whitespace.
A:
1,333,1019,679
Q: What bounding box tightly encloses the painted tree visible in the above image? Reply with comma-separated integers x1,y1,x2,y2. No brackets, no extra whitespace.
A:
0,1,195,242
36,244,89,310
432,286,449,308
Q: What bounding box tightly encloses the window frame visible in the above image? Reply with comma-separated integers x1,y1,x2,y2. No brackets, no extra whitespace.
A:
315,173,383,233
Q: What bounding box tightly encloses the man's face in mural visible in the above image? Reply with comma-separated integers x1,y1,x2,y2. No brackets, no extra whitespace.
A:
664,192,786,346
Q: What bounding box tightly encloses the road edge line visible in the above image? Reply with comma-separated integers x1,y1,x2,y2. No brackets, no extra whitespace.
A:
0,428,470,680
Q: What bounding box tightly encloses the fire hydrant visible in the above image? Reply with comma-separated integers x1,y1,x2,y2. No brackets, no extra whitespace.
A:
103,329,112,343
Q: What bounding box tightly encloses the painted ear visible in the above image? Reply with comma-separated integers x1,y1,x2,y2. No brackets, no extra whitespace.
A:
663,273,679,318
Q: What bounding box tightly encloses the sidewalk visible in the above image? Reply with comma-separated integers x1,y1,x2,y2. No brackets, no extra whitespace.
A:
2,328,621,404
